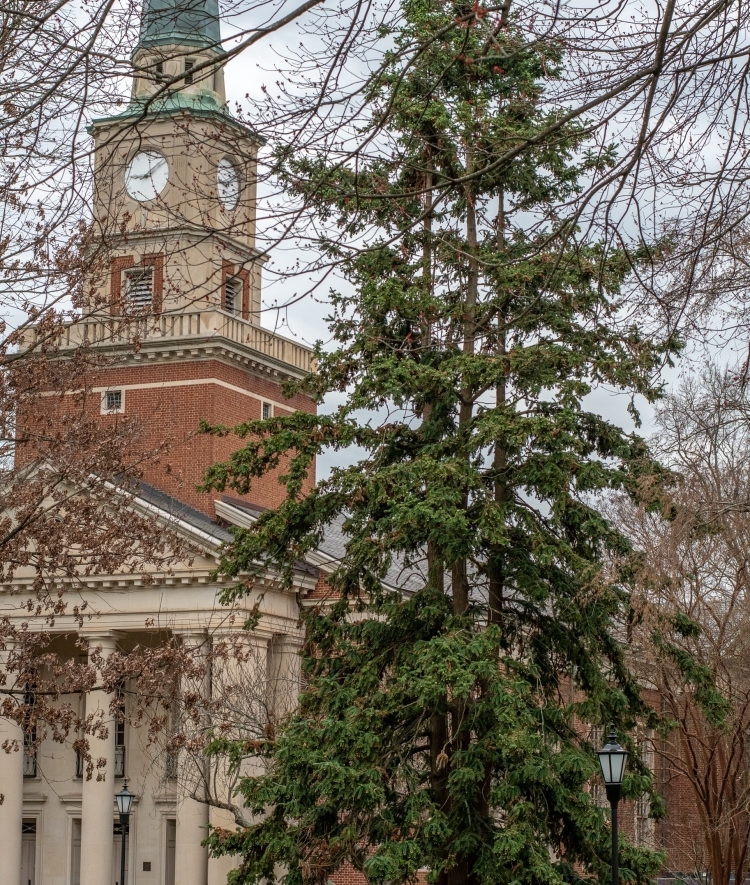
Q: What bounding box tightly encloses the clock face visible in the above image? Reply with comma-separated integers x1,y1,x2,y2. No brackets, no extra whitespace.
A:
125,151,169,202
217,158,240,211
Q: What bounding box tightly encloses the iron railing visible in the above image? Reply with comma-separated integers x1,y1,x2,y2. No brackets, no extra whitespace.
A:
115,744,126,777
23,748,36,778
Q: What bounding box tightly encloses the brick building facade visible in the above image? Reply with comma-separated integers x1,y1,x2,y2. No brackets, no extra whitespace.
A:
0,0,733,881
0,1,321,883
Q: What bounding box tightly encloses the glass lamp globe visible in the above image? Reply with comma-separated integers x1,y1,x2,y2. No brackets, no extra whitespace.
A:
116,782,134,817
597,725,628,786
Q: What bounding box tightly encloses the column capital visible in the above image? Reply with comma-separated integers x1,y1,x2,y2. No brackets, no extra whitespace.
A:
177,630,209,650
80,631,123,654
212,629,268,648
271,633,304,652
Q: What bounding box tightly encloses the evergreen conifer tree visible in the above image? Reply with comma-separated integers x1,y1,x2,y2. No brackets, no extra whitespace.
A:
202,2,675,882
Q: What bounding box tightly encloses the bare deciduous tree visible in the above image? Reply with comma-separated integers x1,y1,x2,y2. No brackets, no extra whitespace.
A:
612,365,750,885
9,0,750,819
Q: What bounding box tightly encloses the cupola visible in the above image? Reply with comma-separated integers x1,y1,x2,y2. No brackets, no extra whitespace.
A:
130,0,227,109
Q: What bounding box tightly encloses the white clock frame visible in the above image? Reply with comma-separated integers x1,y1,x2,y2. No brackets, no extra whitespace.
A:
125,151,169,202
217,157,240,211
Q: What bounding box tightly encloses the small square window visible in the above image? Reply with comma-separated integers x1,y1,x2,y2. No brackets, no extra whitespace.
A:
143,862,152,872
102,390,123,414
262,402,272,420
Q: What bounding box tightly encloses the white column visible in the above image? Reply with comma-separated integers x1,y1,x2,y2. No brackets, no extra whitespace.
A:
269,634,303,719
0,645,23,882
208,633,269,885
80,633,119,885
175,632,210,885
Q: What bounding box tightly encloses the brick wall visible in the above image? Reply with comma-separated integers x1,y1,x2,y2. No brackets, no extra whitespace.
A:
16,356,316,516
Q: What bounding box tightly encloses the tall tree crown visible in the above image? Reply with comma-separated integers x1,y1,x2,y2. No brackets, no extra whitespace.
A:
201,2,675,884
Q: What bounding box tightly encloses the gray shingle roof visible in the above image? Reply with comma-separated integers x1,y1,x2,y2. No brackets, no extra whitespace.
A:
133,485,423,593
221,496,424,594
136,481,233,543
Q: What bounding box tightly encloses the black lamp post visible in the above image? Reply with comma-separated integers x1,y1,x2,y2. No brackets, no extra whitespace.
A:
597,726,628,885
115,782,134,885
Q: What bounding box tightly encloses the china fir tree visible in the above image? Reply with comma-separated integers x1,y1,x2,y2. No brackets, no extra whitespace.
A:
201,2,674,883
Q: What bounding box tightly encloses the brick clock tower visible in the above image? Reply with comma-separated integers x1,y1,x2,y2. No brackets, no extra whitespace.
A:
77,0,315,514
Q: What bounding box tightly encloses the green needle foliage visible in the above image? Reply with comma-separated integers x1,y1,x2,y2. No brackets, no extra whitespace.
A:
200,2,676,884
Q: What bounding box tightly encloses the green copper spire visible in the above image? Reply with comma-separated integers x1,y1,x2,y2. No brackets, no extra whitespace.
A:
137,0,222,51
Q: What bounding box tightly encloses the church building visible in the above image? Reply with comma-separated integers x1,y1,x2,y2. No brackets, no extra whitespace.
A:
0,2,330,883
0,0,723,883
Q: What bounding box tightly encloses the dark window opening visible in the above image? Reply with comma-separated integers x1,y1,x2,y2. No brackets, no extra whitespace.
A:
23,748,36,778
154,60,165,81
184,59,194,84
115,683,126,777
104,390,122,412
115,744,126,777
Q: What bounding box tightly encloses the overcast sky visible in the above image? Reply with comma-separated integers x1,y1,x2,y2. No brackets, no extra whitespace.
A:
220,22,689,478
218,12,729,477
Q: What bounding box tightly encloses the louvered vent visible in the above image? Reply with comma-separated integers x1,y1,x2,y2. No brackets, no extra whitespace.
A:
125,270,153,310
225,277,241,315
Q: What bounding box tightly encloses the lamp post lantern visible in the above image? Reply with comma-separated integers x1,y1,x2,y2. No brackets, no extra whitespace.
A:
597,725,628,885
115,782,134,885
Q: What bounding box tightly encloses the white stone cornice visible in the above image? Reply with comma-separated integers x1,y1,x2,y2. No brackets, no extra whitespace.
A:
0,566,316,596
213,499,256,529
78,630,124,646
104,338,309,382
98,225,267,265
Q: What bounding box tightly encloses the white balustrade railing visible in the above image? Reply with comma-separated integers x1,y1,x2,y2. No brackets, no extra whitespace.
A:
27,310,314,373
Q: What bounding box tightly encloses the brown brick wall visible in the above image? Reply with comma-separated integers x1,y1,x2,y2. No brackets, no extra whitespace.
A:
308,572,336,600
16,357,316,516
329,862,427,885
110,255,135,314
654,738,710,874
141,252,165,313
239,267,250,321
